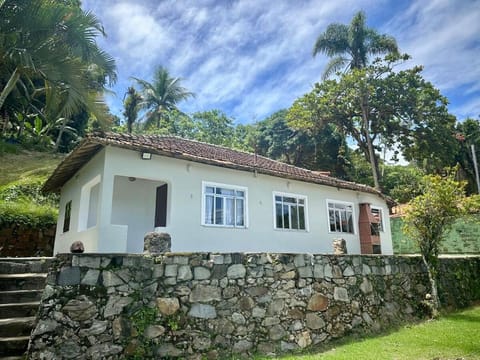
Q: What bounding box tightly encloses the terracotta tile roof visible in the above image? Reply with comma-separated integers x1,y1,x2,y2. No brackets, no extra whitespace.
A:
43,132,393,204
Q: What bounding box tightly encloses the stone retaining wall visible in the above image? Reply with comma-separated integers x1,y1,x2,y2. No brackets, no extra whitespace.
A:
0,225,55,257
28,253,480,359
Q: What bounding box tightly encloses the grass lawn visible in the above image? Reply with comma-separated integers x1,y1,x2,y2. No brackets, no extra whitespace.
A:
264,305,480,360
0,150,62,186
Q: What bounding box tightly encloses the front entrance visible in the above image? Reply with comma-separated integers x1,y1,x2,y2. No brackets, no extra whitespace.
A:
111,176,166,253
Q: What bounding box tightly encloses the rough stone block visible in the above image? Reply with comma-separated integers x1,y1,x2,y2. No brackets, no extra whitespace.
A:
156,297,180,315
188,303,217,319
144,232,171,255
57,266,81,286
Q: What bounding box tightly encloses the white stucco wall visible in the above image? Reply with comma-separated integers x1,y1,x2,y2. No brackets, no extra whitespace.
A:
54,149,106,254
54,145,393,255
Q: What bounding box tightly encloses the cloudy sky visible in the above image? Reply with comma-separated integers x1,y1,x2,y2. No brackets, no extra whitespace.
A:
82,0,480,125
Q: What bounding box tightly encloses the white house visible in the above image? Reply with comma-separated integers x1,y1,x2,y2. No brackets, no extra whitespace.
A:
43,132,394,255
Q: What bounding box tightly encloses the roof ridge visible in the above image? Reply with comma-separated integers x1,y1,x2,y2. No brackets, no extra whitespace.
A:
90,131,335,179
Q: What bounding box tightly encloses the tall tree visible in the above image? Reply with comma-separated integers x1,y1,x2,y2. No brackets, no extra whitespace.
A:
123,87,142,134
0,0,116,150
454,118,480,194
288,55,457,191
256,109,349,177
132,66,194,129
313,11,398,79
190,110,235,146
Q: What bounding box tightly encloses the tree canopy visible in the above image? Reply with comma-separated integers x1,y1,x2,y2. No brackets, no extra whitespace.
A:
0,0,116,151
132,66,195,130
288,54,457,190
313,11,398,79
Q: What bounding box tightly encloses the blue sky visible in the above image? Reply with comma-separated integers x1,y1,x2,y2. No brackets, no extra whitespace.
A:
82,0,480,125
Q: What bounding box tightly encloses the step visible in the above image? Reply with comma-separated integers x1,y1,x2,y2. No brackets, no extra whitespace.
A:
0,258,53,274
0,302,39,319
0,274,47,291
0,317,36,337
0,336,29,357
0,290,43,304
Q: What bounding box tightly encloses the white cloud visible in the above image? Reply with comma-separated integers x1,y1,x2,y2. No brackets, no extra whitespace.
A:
82,0,480,123
384,0,480,118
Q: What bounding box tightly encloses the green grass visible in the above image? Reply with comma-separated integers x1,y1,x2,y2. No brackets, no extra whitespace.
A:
265,306,480,360
0,148,62,186
0,146,61,228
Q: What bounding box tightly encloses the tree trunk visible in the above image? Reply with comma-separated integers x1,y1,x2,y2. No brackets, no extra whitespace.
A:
360,95,381,191
53,117,68,153
0,68,21,111
422,255,440,315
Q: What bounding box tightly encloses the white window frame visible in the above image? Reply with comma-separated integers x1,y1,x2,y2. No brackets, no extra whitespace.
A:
326,199,356,234
201,181,248,228
370,206,384,232
273,192,309,231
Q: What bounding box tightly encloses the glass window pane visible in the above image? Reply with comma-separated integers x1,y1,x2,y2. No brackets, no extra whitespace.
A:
276,203,283,228
205,195,214,224
329,209,336,231
347,211,353,233
283,204,290,229
299,206,305,230
340,210,347,232
225,198,234,225
236,199,244,226
291,205,299,229
275,195,282,202
236,190,244,197
284,197,296,204
298,199,304,205
218,188,234,196
215,197,223,224
205,186,214,194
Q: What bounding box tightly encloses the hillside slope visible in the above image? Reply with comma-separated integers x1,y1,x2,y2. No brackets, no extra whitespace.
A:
0,150,62,187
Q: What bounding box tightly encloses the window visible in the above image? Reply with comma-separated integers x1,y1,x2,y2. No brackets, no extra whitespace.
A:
63,201,72,233
274,193,307,230
371,206,384,232
202,182,246,227
328,201,354,234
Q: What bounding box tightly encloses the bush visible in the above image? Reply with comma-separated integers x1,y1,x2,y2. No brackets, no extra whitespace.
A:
0,177,59,229
0,201,58,228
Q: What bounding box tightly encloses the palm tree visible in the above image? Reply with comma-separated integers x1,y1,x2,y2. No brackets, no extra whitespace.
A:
123,86,142,133
132,66,194,129
313,11,398,80
0,0,117,146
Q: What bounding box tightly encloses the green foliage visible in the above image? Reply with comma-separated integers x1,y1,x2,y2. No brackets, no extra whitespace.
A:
288,54,457,190
382,165,424,203
131,306,158,335
0,150,60,228
0,177,59,228
313,11,399,80
454,118,480,195
0,201,57,228
403,171,466,260
403,170,466,310
132,66,194,130
0,0,117,152
0,139,20,154
256,110,350,177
